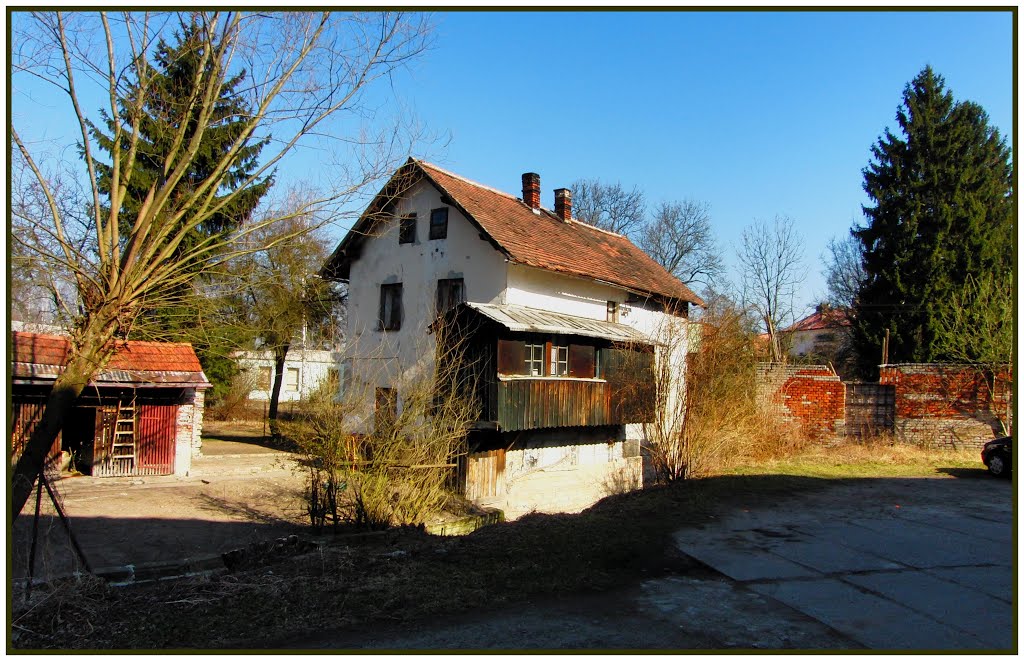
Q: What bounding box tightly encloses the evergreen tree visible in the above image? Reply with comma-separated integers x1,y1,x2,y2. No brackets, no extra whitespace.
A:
851,66,1013,376
90,19,273,258
88,18,274,396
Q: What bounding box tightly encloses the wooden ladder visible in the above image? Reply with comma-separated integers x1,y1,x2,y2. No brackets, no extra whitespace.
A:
110,396,137,473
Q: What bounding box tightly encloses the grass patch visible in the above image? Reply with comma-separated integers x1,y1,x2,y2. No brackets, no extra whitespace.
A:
11,442,980,650
726,440,980,479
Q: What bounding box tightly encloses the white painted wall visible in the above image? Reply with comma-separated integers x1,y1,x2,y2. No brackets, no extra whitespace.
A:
237,349,339,402
344,179,509,422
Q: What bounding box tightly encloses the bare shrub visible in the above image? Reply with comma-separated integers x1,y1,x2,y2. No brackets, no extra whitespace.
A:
642,302,761,481
206,370,259,422
281,323,477,531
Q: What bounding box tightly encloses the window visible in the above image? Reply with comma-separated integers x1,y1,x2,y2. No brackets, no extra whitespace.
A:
429,207,449,240
550,345,569,376
375,387,397,435
436,278,465,314
399,214,417,244
568,344,596,378
525,343,545,376
257,366,272,390
285,367,300,392
607,301,619,323
379,283,403,331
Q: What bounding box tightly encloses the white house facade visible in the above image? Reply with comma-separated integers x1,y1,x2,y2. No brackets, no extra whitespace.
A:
236,349,340,403
322,159,703,518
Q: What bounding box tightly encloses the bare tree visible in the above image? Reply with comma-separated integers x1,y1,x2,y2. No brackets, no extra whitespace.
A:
737,216,807,362
638,199,723,289
10,11,432,519
822,233,865,309
569,178,646,235
221,189,342,434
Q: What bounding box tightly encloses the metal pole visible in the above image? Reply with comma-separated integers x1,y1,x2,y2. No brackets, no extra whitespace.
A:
26,476,44,600
41,471,92,574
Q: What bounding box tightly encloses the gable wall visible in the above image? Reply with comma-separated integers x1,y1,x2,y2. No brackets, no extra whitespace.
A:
345,179,509,409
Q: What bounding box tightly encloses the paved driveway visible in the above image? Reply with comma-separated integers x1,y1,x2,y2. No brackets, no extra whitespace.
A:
673,476,1013,650
287,474,1013,651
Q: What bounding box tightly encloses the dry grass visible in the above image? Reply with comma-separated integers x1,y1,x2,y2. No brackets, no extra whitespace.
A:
11,432,984,650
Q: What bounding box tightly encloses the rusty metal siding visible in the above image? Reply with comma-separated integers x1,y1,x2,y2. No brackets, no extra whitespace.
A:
136,404,177,476
497,379,612,431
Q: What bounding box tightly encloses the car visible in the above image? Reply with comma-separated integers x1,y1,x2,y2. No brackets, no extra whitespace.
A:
981,436,1012,477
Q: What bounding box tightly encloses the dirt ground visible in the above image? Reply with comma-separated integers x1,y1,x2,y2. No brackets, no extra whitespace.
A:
11,422,309,581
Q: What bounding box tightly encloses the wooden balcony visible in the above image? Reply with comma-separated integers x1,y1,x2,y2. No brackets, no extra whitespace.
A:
494,377,652,432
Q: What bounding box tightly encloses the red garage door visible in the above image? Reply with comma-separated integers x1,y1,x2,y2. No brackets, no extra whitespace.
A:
136,404,178,476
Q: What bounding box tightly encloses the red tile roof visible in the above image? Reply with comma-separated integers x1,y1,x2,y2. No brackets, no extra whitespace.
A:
786,308,852,333
11,332,209,387
324,158,703,307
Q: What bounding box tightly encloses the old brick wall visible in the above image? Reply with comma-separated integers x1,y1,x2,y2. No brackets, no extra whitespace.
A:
757,363,846,440
880,364,1012,450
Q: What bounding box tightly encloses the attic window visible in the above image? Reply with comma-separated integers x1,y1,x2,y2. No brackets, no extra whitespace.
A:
399,214,416,244
430,208,449,240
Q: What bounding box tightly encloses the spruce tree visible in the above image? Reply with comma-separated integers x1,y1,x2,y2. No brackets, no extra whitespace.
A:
91,20,273,257
88,19,274,395
851,66,1013,376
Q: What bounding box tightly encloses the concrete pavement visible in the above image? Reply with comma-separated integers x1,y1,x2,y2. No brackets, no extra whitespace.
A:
672,476,1014,650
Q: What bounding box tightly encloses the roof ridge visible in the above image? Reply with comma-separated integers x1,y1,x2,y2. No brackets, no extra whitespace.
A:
417,159,628,240
416,159,527,206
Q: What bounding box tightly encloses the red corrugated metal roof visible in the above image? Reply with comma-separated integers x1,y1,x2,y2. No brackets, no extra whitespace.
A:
11,332,209,387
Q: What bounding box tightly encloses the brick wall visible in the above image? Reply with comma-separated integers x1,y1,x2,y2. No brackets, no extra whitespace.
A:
757,363,846,439
880,364,1012,450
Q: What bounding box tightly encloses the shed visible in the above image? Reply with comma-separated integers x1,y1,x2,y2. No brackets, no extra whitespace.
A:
11,332,211,477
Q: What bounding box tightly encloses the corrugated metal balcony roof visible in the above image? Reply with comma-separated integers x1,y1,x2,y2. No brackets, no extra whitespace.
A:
465,302,649,343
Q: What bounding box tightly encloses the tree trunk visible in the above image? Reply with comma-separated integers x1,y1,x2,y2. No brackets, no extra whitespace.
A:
267,344,289,437
11,315,119,521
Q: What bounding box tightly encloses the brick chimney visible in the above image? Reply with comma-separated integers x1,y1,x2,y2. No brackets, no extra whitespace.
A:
522,172,541,210
554,188,572,222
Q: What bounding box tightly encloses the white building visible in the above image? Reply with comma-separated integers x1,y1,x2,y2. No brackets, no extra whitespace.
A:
322,159,703,518
236,349,339,402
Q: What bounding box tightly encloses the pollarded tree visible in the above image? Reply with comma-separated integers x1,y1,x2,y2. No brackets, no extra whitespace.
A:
11,10,431,519
851,66,1013,376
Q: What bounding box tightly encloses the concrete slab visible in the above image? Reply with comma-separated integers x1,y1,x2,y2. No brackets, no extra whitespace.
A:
749,578,985,650
672,538,818,582
925,566,1013,604
755,537,904,574
814,520,1009,569
891,509,1012,544
844,571,1014,649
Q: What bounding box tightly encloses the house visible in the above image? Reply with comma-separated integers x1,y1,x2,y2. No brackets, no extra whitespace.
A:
321,159,703,518
784,304,852,360
11,331,211,477
235,348,339,403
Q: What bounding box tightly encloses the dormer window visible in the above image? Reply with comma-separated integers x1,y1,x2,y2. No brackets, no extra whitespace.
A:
430,207,449,240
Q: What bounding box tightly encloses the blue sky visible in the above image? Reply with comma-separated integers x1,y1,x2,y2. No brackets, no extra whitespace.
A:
11,9,1014,319
378,9,1014,315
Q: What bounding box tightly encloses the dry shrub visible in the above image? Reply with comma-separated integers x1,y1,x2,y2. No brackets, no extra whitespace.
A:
282,324,477,531
206,371,259,422
644,303,762,481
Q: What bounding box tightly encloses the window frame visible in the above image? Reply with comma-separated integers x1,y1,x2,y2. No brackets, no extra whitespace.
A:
378,283,403,331
398,213,417,244
429,207,449,240
525,343,545,376
436,277,465,315
550,344,569,376
284,367,300,392
606,301,619,323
